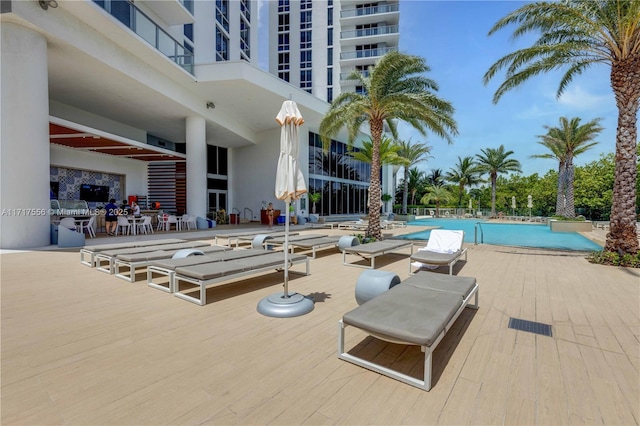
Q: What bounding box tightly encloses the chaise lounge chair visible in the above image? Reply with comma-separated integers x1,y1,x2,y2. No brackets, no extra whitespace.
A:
338,271,479,391
113,244,231,283
342,239,414,269
94,241,211,274
409,229,467,275
287,235,359,258
80,238,186,267
146,248,274,292
172,251,310,306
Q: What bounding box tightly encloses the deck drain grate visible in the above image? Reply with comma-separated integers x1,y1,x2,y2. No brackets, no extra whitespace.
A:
508,317,552,337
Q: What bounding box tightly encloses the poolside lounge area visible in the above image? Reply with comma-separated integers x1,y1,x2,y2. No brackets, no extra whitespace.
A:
1,224,638,425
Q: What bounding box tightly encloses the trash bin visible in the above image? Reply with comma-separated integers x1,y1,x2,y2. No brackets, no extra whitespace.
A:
229,213,239,224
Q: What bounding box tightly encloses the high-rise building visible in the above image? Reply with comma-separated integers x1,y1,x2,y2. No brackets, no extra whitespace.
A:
268,0,400,216
269,0,400,103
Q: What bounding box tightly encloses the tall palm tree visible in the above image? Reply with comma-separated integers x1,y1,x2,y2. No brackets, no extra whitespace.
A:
345,136,403,166
445,156,483,207
420,185,453,218
407,168,426,205
531,117,603,217
427,168,445,187
320,51,457,240
475,145,522,217
483,0,639,254
396,139,432,215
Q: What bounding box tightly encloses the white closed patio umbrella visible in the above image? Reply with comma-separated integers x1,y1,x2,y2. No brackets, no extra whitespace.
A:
257,99,313,318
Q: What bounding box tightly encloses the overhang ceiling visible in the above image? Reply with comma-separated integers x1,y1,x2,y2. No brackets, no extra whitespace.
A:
49,123,186,162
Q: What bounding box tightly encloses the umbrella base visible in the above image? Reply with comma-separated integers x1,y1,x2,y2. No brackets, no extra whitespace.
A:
257,292,314,318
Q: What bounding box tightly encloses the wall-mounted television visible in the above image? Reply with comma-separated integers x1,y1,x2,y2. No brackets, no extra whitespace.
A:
79,184,110,202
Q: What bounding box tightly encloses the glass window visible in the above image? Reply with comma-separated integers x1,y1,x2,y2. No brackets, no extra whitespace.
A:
111,0,131,27
216,0,229,33
216,28,229,61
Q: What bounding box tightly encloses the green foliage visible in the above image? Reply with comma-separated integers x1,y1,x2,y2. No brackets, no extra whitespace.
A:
586,251,640,268
353,233,377,244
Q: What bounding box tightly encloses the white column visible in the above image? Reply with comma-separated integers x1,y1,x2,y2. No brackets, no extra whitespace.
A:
0,23,50,248
185,116,207,218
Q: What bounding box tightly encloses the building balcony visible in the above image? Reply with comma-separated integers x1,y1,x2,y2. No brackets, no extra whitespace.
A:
339,69,370,84
340,25,399,47
144,0,195,25
92,0,194,74
340,3,399,26
339,47,397,66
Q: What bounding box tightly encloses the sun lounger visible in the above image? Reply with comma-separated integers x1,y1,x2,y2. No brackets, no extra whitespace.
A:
147,248,274,292
409,230,467,275
113,245,231,283
287,235,343,258
337,220,368,230
80,238,186,267
233,231,299,248
94,241,211,274
338,271,479,391
173,252,310,305
213,229,279,246
263,233,328,248
342,240,414,269
304,217,336,229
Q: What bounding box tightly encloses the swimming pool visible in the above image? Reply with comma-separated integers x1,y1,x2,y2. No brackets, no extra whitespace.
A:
398,218,603,251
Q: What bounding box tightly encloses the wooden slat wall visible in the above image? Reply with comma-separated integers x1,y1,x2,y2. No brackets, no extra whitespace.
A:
148,162,186,214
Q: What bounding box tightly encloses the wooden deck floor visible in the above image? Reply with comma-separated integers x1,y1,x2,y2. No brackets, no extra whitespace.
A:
1,225,638,425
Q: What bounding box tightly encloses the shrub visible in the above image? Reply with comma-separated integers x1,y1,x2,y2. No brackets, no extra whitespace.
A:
586,250,640,268
353,233,377,244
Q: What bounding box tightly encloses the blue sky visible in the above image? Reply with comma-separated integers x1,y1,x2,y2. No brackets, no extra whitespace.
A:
258,1,625,177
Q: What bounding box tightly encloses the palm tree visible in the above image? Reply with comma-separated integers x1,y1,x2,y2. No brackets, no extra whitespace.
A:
445,156,483,208
420,185,453,218
345,136,404,167
320,51,457,240
396,139,432,215
407,168,426,205
475,145,522,217
427,168,445,187
308,192,321,215
531,117,603,217
483,0,639,254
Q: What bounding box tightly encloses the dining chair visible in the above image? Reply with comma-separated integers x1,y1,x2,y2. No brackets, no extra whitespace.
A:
116,216,132,236
80,216,96,238
166,215,179,231
59,217,78,232
157,214,167,231
138,216,153,234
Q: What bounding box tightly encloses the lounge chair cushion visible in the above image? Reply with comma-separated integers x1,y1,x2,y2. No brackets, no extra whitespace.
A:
345,240,409,254
343,273,477,347
410,250,463,265
402,273,476,299
343,284,462,347
174,262,249,280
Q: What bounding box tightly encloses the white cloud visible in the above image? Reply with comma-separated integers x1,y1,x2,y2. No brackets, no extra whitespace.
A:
557,85,613,110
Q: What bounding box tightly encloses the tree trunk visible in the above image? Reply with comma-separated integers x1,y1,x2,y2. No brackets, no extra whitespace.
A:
402,168,409,215
565,161,576,218
490,173,497,217
555,163,565,216
367,119,384,240
605,56,639,255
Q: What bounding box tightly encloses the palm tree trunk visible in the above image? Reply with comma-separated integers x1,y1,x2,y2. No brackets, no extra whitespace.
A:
490,173,497,217
605,57,639,254
402,169,409,215
367,120,384,240
565,161,575,218
555,164,565,216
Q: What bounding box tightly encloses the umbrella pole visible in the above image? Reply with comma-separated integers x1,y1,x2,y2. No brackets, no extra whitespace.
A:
283,200,290,298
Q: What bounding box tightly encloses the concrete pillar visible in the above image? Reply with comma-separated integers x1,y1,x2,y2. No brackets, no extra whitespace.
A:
0,23,50,248
185,115,207,218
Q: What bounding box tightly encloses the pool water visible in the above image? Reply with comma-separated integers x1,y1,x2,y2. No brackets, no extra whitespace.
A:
398,218,602,252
